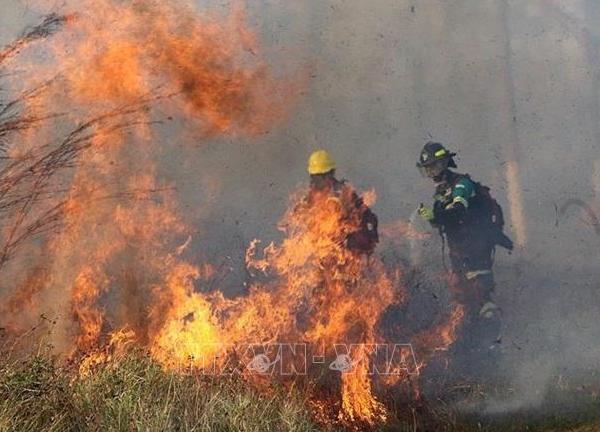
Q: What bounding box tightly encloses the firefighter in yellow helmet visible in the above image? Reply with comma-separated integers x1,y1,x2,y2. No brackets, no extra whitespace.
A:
304,150,379,255
307,149,337,175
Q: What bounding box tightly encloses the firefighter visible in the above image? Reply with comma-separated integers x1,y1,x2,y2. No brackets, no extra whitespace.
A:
416,142,513,347
305,149,379,255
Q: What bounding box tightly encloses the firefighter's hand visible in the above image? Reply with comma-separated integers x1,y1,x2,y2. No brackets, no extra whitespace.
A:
418,204,434,221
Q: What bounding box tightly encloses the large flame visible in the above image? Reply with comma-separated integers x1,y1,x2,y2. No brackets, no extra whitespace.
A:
144,182,397,423
0,0,465,428
1,0,291,351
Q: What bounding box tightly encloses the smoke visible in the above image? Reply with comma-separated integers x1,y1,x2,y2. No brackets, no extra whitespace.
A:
228,0,600,420
2,0,600,423
0,0,299,350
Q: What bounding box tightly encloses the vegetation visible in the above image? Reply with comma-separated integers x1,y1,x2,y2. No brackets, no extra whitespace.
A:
0,350,599,432
0,351,320,432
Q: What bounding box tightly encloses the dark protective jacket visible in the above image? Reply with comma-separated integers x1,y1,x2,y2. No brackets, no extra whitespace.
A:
429,171,502,275
307,177,379,255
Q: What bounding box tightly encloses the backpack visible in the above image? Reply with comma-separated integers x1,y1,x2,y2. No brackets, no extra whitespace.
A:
462,175,513,250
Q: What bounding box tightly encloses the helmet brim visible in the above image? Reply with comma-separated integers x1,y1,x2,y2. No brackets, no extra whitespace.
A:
416,152,456,168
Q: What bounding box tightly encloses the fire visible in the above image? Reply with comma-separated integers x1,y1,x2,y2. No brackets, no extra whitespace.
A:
78,328,136,376
51,0,286,135
131,181,399,424
0,0,290,353
0,0,467,428
339,346,387,424
150,262,222,370
71,267,108,353
244,185,395,424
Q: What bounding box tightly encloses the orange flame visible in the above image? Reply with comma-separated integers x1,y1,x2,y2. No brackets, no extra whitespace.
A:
0,1,466,427
1,0,293,354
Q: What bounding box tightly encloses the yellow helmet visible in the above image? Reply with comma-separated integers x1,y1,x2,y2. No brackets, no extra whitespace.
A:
307,150,336,175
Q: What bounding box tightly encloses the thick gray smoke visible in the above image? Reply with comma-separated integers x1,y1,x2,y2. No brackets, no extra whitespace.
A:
2,0,599,420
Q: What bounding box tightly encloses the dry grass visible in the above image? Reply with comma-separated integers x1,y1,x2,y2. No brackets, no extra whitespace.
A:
1,350,600,431
0,351,320,432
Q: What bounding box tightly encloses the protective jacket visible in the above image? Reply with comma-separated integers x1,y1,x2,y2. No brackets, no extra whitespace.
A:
429,171,501,276
306,177,379,255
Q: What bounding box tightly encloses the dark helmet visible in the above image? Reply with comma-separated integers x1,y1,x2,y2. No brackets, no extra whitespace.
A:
416,142,457,168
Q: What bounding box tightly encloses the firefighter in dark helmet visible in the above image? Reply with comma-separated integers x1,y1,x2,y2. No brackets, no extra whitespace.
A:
416,142,513,345
305,149,379,255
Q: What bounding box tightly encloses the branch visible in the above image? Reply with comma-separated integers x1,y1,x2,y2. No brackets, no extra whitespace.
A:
0,13,71,65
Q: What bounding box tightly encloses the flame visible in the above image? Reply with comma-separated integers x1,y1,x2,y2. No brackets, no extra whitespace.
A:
243,185,395,422
33,0,290,135
78,328,136,376
339,346,387,425
0,0,468,428
128,181,398,424
150,263,222,370
71,267,108,353
1,0,291,352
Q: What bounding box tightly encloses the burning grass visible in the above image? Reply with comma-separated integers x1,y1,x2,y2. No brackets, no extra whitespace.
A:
2,5,600,432
0,7,462,428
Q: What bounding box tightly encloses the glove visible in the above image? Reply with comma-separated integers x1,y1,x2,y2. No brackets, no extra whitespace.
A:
418,203,434,221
